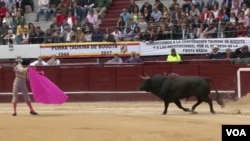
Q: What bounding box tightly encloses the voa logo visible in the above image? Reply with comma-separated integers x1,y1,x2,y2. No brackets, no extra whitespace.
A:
226,129,247,136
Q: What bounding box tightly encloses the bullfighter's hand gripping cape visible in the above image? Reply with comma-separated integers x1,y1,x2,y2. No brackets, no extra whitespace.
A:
28,67,68,104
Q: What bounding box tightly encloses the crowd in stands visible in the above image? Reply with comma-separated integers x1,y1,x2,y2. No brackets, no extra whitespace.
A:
1,0,250,45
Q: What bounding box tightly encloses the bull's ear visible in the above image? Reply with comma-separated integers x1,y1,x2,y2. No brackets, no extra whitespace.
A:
140,75,150,80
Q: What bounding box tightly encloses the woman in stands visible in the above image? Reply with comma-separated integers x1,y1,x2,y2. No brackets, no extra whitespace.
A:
130,6,139,24
116,16,126,32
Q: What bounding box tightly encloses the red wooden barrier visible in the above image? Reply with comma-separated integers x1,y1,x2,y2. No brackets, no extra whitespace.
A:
1,61,250,102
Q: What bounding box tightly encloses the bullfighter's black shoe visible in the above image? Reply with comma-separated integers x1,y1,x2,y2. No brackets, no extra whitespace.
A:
30,111,38,115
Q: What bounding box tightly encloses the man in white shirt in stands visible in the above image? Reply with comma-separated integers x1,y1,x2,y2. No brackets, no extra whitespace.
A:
30,56,48,66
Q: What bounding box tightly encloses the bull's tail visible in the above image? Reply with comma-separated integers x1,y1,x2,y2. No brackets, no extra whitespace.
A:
205,78,225,108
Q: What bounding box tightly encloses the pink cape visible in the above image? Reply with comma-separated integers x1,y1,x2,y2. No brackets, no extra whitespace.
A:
28,67,68,104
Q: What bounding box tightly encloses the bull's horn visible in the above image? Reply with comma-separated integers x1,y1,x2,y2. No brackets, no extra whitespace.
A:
140,75,150,80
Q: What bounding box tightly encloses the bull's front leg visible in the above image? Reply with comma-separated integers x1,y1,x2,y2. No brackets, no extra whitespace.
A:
162,101,169,115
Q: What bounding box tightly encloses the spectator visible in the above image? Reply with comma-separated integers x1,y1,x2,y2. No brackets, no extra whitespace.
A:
31,26,45,44
127,0,139,14
211,4,219,19
171,5,182,22
218,3,230,22
72,18,82,32
186,23,197,39
242,2,250,16
222,0,232,10
56,1,68,17
91,25,104,42
49,0,60,17
0,2,9,23
133,26,140,41
229,11,237,25
43,28,53,43
84,26,92,42
203,22,217,38
116,16,126,32
235,22,247,37
103,27,116,42
16,0,34,13
191,14,202,28
65,10,76,28
80,0,95,20
47,54,60,65
153,0,164,13
30,56,48,66
14,11,26,27
63,26,75,42
137,16,148,33
180,22,188,39
74,27,86,42
28,23,35,32
10,3,18,17
125,17,136,31
111,27,122,42
208,45,223,59
239,45,250,58
217,22,226,38
149,27,158,42
20,28,29,44
237,11,248,28
86,9,98,25
60,18,70,33
50,17,60,32
224,22,236,38
151,6,162,23
52,26,63,43
225,48,234,59
141,7,151,22
120,8,131,23
81,18,94,33
71,2,82,21
106,53,123,64
206,0,219,11
231,1,241,16
200,7,210,22
169,0,180,15
140,0,152,15
182,0,192,11
55,10,64,25
4,0,16,11
166,48,182,62
124,51,143,63
157,25,170,40
35,0,50,22
2,11,13,29
95,0,110,19
4,29,16,44
139,28,150,42
131,6,139,24
190,4,200,19
0,21,10,44
122,27,134,41
16,22,28,44
162,6,169,19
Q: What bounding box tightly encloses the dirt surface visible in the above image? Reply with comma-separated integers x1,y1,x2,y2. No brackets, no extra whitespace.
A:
1,94,250,141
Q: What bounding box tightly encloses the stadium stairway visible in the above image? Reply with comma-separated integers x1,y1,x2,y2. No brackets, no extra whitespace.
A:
99,0,130,31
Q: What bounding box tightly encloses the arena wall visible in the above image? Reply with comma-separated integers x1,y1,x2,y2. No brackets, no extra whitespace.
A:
0,60,249,102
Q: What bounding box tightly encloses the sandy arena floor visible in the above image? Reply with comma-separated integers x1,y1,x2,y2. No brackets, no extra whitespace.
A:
1,95,250,141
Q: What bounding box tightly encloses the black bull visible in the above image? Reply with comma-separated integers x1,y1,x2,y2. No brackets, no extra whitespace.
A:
139,75,225,114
